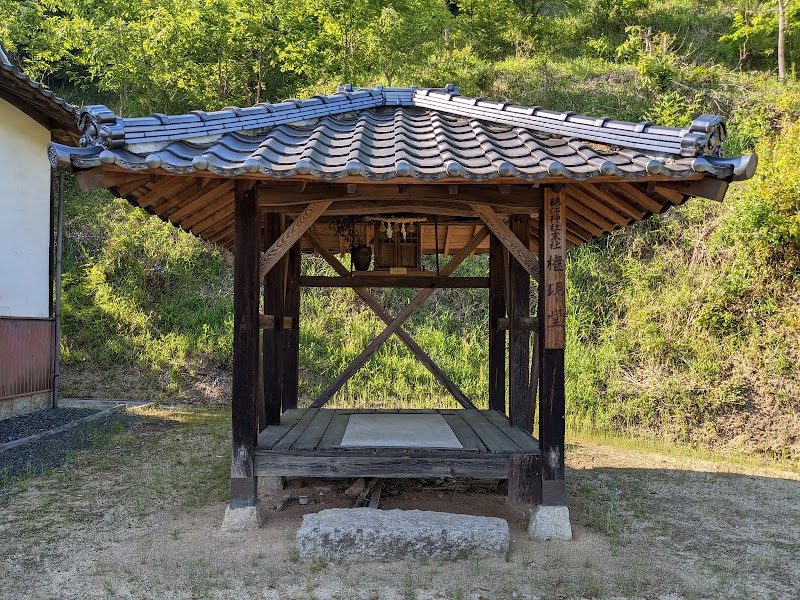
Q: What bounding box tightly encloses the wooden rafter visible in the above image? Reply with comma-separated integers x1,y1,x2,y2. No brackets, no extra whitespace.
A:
610,182,663,214
579,183,644,221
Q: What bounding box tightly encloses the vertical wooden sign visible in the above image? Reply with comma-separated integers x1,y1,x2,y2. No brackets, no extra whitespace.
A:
543,186,566,349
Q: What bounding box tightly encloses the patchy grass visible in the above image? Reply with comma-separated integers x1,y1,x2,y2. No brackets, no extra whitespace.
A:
1,406,799,599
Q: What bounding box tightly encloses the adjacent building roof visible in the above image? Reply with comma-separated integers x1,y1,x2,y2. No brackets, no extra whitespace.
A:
47,85,758,253
0,43,80,145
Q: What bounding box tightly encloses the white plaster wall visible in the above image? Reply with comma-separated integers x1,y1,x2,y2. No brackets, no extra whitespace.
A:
0,97,51,318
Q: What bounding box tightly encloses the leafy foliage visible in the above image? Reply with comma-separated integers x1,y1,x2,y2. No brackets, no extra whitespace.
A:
3,0,798,453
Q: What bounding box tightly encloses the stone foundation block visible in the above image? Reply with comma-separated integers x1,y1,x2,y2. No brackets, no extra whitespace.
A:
528,505,572,540
297,508,509,560
220,503,264,532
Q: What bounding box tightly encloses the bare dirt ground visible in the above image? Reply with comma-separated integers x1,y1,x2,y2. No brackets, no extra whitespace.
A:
0,406,798,600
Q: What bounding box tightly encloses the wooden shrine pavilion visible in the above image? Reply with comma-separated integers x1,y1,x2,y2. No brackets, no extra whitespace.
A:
49,84,757,515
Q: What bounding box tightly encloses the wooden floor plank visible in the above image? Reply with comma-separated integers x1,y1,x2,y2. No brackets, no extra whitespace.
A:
481,409,540,452
459,410,522,453
443,413,487,452
318,411,350,450
291,409,336,451
272,408,319,451
256,409,306,449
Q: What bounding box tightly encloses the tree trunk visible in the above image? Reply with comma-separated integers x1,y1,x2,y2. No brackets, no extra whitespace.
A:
778,0,788,82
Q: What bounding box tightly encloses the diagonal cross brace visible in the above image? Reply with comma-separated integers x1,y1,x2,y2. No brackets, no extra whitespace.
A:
259,201,331,279
310,227,489,409
469,203,540,279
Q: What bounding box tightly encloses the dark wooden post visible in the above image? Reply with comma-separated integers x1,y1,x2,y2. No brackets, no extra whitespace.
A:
539,185,567,506
488,233,507,414
263,212,285,426
282,241,301,410
231,181,260,508
508,214,532,430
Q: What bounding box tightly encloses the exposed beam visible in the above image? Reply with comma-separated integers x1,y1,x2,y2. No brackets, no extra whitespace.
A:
576,183,644,221
310,227,489,408
116,178,153,198
656,179,728,202
265,200,534,217
304,230,477,409
299,275,490,288
470,203,539,279
257,182,543,208
178,183,237,231
75,170,149,192
566,185,629,227
610,182,663,214
258,201,331,279
136,176,193,209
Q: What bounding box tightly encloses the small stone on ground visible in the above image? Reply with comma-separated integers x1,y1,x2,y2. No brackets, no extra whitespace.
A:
344,477,365,497
297,508,509,559
528,505,573,540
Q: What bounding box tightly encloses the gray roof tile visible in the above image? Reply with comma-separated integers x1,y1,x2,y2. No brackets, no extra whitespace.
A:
49,85,757,183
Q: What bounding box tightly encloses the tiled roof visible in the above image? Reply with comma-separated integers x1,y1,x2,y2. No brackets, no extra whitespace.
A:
0,44,80,144
46,85,758,253
50,85,756,183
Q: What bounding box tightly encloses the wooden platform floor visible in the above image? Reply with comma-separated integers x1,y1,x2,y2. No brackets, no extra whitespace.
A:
255,408,540,480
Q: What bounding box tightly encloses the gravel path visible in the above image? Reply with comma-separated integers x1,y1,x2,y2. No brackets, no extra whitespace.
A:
0,407,98,445
0,409,140,490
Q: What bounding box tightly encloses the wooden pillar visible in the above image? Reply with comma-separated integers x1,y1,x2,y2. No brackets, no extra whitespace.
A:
488,233,507,414
508,214,532,430
539,185,567,506
262,212,285,426
231,181,260,508
282,241,301,410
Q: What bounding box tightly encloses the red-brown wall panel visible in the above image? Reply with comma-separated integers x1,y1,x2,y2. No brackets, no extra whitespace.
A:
0,317,54,400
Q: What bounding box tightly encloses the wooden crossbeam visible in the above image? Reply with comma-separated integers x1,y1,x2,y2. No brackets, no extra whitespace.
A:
299,275,489,288
469,203,539,279
304,230,478,410
310,228,489,409
258,182,543,208
258,201,331,279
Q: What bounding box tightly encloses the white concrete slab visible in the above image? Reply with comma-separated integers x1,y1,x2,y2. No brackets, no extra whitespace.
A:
339,413,463,449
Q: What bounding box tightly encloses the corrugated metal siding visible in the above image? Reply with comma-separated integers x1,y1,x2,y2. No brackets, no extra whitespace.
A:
0,317,54,400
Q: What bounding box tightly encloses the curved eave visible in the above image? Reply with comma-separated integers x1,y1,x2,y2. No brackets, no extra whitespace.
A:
49,141,756,184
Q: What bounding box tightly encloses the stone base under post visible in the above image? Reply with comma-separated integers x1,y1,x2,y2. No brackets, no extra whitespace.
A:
528,505,572,540
221,503,265,532
221,476,264,532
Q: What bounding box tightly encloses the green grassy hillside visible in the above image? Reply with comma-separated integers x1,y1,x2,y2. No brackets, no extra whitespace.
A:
5,0,797,458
